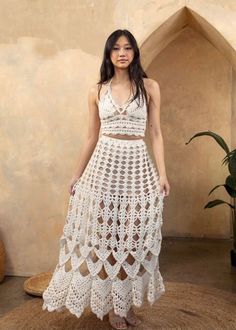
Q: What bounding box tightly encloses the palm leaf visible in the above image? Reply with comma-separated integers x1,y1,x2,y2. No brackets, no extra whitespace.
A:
204,199,234,209
208,183,236,198
226,175,236,190
185,130,230,154
224,184,236,198
222,149,236,176
208,184,224,196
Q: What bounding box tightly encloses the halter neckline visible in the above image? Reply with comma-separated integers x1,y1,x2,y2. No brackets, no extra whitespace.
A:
108,77,133,111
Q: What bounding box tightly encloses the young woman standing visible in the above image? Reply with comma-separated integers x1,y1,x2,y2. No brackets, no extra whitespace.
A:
42,29,170,330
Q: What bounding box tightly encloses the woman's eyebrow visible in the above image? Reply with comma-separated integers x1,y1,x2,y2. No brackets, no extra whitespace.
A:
114,43,131,46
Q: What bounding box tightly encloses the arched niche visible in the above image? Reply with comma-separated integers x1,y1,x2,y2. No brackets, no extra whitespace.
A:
140,6,235,238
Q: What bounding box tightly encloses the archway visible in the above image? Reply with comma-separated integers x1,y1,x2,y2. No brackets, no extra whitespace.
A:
140,6,235,238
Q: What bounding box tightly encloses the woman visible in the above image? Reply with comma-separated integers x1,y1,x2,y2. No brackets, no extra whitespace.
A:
42,29,170,330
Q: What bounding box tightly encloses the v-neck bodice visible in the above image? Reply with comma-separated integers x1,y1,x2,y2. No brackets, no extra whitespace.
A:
108,77,134,111
98,78,148,137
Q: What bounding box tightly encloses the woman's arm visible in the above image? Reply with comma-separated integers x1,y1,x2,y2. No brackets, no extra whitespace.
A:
147,78,170,196
72,84,100,178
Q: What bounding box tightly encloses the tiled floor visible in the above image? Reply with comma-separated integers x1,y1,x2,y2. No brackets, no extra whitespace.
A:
0,237,235,318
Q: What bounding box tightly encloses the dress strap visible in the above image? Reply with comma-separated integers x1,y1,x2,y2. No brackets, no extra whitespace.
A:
108,77,113,86
107,77,113,96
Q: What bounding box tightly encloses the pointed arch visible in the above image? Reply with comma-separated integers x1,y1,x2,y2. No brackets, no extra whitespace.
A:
140,6,236,72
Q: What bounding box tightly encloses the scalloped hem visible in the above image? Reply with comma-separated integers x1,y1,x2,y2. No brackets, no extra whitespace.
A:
42,287,165,321
42,266,165,321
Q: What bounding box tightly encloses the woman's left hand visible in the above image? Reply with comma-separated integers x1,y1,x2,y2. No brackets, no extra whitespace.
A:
159,175,170,197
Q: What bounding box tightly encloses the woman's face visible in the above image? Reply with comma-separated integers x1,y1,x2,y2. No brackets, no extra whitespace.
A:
110,35,134,69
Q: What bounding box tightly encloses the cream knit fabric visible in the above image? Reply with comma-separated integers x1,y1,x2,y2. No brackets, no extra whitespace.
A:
42,80,165,320
99,78,147,137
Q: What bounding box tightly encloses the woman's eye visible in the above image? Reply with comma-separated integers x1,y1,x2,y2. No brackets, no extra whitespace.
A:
112,47,132,51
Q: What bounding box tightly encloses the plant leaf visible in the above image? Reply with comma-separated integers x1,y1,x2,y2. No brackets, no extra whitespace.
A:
204,199,234,209
224,184,236,198
208,183,236,197
185,130,230,154
222,149,235,164
226,175,236,190
222,149,236,176
208,184,224,196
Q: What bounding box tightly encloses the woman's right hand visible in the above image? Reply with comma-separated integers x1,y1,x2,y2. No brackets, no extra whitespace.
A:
68,175,81,196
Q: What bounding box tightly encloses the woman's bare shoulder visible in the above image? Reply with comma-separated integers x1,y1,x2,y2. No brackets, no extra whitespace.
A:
143,78,160,106
89,81,109,106
143,77,160,91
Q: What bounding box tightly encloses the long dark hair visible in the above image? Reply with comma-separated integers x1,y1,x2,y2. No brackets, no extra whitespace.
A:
97,29,148,108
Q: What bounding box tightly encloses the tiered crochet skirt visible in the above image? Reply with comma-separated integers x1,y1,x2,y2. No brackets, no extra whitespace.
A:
42,134,165,320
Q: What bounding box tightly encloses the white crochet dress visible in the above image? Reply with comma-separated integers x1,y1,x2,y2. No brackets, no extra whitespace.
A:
42,78,165,320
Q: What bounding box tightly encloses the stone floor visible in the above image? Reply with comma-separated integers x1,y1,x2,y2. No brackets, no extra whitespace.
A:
0,237,235,318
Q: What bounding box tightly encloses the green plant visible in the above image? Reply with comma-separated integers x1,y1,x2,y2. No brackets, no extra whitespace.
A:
185,130,236,252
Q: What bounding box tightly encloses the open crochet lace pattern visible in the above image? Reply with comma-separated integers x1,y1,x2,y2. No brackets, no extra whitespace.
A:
42,136,165,320
98,79,148,137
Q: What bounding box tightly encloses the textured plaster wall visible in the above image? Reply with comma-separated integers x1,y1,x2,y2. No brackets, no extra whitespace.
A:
0,0,235,275
147,26,231,238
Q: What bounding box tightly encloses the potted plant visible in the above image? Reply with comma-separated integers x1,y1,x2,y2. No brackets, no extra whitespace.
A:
185,130,236,267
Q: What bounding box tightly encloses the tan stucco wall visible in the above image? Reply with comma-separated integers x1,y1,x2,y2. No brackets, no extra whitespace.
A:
0,0,235,275
147,26,232,238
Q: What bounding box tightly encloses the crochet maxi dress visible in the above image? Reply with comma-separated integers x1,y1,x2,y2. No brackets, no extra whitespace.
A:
42,78,165,320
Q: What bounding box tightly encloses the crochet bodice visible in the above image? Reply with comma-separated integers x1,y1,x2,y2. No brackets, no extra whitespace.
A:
98,78,148,137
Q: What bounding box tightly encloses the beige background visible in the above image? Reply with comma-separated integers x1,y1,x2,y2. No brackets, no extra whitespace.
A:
0,0,235,276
